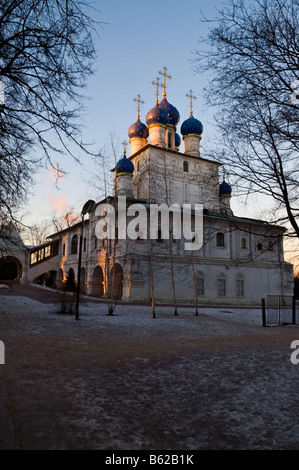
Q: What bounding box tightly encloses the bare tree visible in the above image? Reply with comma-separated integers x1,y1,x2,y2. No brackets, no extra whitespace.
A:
160,152,178,315
0,0,100,221
25,221,52,246
194,0,299,241
51,207,80,233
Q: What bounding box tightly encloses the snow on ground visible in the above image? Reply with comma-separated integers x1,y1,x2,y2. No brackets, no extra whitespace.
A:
0,292,265,338
1,292,299,450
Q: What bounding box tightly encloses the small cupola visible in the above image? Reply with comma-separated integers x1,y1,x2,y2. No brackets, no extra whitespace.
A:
219,168,233,215
145,76,169,147
180,90,203,157
115,141,134,198
128,94,148,155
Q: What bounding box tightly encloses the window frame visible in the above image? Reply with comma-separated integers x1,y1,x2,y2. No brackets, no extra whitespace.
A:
218,278,226,297
236,279,244,297
71,234,78,255
241,237,247,249
216,232,225,247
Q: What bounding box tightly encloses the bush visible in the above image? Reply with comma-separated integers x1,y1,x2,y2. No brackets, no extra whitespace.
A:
55,290,76,315
64,269,76,292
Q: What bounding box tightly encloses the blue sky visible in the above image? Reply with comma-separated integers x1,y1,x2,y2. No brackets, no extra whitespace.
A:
23,0,261,226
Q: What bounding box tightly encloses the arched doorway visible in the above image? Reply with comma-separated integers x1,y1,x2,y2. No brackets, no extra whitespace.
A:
109,263,123,300
91,265,104,297
0,256,23,281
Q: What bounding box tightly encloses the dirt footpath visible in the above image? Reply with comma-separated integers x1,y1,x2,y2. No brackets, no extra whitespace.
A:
0,292,299,450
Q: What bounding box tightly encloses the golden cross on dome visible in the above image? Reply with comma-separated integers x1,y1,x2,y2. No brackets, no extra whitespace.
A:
151,76,162,104
186,89,197,117
133,94,144,120
121,140,128,156
159,66,172,99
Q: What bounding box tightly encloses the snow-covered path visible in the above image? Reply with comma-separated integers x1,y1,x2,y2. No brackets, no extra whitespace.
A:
0,294,299,450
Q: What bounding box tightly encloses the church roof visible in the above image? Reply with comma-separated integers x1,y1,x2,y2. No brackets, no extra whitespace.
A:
114,143,221,166
0,222,26,251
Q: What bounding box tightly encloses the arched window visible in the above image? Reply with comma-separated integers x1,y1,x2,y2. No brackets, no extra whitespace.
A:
183,161,189,172
241,238,247,249
157,230,163,242
71,234,78,254
216,232,225,247
257,243,263,251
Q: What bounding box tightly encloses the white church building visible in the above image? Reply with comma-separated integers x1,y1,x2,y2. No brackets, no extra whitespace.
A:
2,71,294,305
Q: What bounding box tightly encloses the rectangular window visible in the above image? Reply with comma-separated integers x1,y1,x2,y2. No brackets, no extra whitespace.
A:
196,278,204,296
37,249,44,262
63,243,66,256
45,245,51,258
30,252,37,265
236,280,244,297
216,232,225,247
218,279,226,297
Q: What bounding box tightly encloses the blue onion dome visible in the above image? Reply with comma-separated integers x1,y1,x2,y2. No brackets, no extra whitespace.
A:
128,118,149,140
180,115,203,136
175,132,181,149
145,103,169,127
159,97,180,127
116,154,134,176
219,180,232,196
